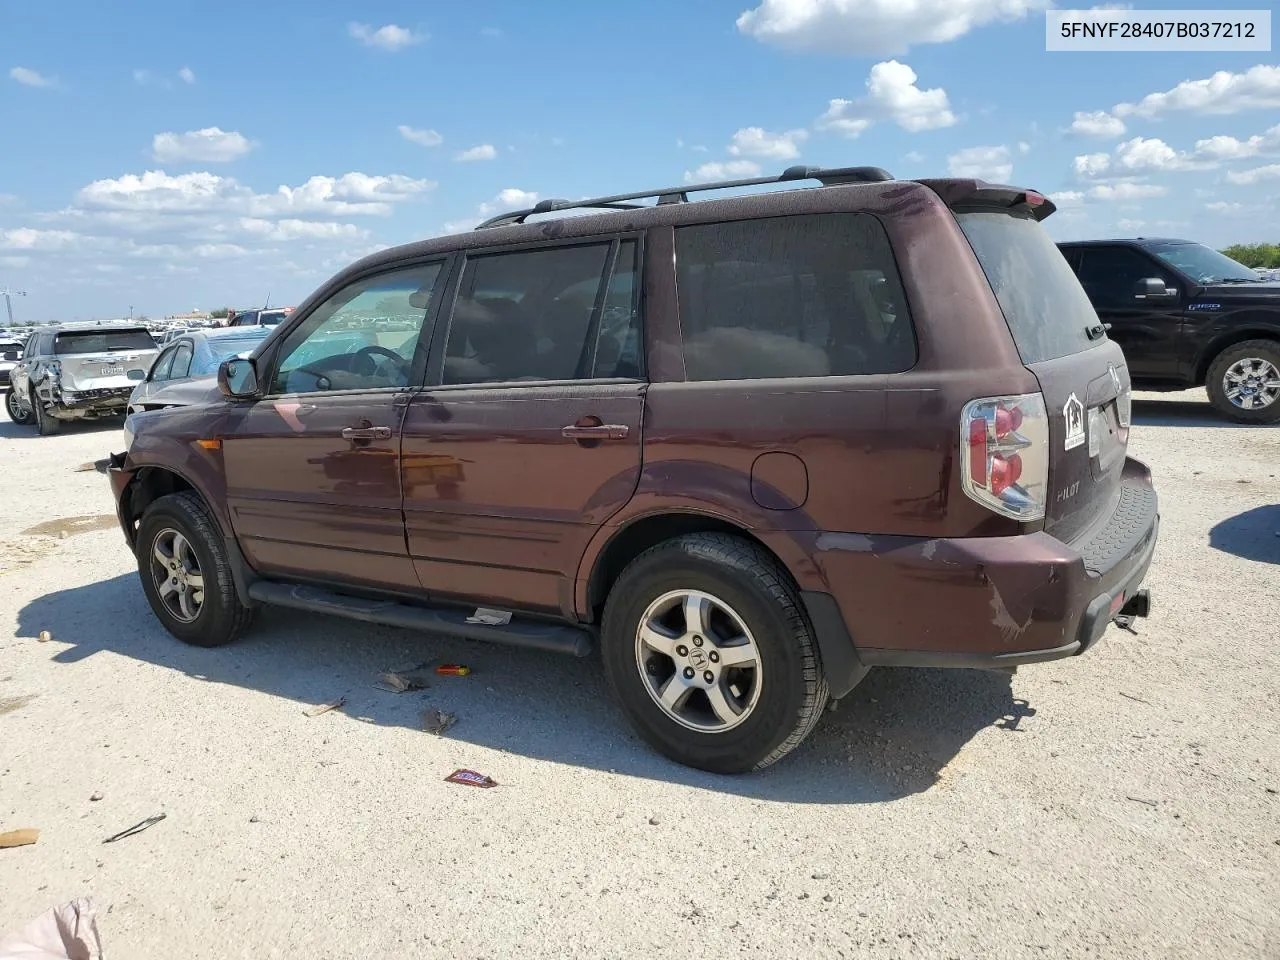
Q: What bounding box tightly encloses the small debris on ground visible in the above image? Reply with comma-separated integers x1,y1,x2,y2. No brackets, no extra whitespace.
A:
103,813,166,844
423,709,457,736
303,697,346,717
444,769,498,788
648,817,660,826
89,792,103,802
376,661,436,692
1126,796,1159,808
249,816,260,823
811,872,830,880
1118,691,1149,704
37,631,52,643
0,829,40,849
435,664,472,677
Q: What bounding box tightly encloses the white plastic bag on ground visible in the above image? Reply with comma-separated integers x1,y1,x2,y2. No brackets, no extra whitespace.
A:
0,897,103,960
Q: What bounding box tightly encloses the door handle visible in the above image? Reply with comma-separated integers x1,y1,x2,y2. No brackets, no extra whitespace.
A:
561,423,629,440
341,425,393,441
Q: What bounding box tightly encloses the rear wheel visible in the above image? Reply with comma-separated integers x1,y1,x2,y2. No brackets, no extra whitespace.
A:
136,492,254,647
601,533,828,774
4,389,33,425
32,390,61,435
1206,340,1280,424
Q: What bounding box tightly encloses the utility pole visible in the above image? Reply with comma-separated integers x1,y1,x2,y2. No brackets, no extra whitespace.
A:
128,305,134,321
0,287,28,326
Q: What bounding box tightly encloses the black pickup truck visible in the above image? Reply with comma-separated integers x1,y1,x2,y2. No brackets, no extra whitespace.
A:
1058,238,1280,423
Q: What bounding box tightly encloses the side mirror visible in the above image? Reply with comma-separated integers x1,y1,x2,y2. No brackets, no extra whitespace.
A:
218,357,259,398
1135,277,1176,300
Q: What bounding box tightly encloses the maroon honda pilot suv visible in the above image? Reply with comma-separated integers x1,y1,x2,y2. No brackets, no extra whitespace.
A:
107,165,1158,773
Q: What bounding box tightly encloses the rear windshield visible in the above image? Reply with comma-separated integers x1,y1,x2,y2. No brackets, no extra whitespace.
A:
260,311,288,326
195,334,268,375
54,330,156,355
957,211,1102,364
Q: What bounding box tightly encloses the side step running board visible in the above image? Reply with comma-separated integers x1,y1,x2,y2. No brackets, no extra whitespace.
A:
246,581,594,657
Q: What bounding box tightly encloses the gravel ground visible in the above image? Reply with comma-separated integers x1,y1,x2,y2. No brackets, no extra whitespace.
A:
1,390,1277,959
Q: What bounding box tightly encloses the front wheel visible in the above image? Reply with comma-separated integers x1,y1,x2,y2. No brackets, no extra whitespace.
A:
4,389,33,425
1206,340,1280,424
136,492,254,647
601,533,828,774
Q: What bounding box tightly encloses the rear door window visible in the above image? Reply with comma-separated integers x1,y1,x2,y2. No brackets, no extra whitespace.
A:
170,343,194,379
674,213,916,381
956,211,1102,364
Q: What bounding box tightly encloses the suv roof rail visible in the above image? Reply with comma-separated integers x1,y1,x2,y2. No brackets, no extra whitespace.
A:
474,164,894,230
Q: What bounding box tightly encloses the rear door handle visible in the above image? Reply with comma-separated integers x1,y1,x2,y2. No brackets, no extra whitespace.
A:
561,423,629,440
341,425,393,441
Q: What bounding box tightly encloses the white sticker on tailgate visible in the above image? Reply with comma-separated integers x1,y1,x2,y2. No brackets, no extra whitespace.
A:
1063,393,1085,451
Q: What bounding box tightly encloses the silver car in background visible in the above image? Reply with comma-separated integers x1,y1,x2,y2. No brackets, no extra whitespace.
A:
0,337,23,391
127,325,272,414
6,324,159,434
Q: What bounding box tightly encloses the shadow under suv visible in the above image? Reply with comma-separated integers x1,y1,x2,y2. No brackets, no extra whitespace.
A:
107,165,1158,773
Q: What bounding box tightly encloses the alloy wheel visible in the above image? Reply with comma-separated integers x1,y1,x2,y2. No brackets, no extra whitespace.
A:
1223,357,1280,411
149,527,206,623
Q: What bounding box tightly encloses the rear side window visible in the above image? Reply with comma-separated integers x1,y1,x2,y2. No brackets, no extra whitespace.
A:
170,343,193,379
957,212,1102,364
674,213,916,381
54,330,156,354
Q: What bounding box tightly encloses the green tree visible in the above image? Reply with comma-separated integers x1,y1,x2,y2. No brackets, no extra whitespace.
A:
1221,243,1280,269
209,308,230,319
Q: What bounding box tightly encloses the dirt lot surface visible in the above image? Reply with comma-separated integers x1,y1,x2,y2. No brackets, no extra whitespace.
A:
1,390,1277,959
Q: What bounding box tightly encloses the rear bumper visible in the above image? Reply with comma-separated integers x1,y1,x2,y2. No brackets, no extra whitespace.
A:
49,386,134,417
795,457,1158,694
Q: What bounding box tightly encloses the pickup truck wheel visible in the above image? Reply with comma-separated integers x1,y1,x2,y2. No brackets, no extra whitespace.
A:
1206,340,1280,424
136,492,254,647
601,533,828,774
4,389,33,425
32,393,61,435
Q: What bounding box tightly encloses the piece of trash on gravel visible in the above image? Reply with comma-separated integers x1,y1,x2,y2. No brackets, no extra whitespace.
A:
423,709,457,735
89,792,103,802
103,813,166,844
0,829,39,849
436,664,472,677
445,769,498,788
376,668,431,693
102,814,165,844
37,631,52,643
0,895,103,959
303,697,346,717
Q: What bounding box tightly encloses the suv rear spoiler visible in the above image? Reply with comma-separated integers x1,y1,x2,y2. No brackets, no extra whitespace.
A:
917,179,1057,222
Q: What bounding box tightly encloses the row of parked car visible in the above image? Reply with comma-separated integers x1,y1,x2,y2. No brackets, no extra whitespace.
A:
4,164,1276,773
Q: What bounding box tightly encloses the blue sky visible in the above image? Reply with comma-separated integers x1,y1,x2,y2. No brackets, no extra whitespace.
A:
1,0,1277,321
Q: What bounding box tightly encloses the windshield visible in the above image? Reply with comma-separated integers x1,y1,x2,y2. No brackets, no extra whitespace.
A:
195,334,269,375
54,330,156,354
1146,242,1260,283
260,310,288,326
957,211,1103,364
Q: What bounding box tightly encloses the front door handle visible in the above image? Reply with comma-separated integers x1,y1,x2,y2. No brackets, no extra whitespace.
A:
341,425,393,441
561,422,629,440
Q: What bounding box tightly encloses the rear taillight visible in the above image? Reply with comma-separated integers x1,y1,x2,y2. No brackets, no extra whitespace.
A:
961,393,1049,521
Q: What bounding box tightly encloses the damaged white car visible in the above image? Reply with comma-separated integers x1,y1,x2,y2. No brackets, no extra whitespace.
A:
5,324,158,434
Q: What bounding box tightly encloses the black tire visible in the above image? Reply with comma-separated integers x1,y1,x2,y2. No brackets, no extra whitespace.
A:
4,388,33,425
600,533,828,774
136,491,254,647
32,389,62,436
1205,339,1280,424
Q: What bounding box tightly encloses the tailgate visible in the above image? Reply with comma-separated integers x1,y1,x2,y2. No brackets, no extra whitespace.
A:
58,352,156,391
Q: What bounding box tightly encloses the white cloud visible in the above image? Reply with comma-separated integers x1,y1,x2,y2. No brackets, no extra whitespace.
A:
260,173,437,216
480,27,504,39
1226,164,1280,185
1113,65,1280,118
736,0,1050,56
348,22,427,51
1017,141,1030,155
399,125,443,147
237,218,367,241
1194,124,1280,161
133,69,151,85
1088,182,1167,200
10,66,54,88
817,60,955,138
0,228,81,251
728,127,809,160
152,127,255,164
1074,152,1111,178
684,160,763,182
904,150,925,163
1116,218,1144,231
478,188,539,215
1050,190,1085,207
1069,110,1126,138
692,144,709,153
456,144,497,162
442,218,482,234
1114,136,1208,173
947,145,1012,181
1205,201,1245,215
178,66,196,84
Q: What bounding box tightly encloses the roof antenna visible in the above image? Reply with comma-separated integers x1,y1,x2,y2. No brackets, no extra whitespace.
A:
263,291,272,309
